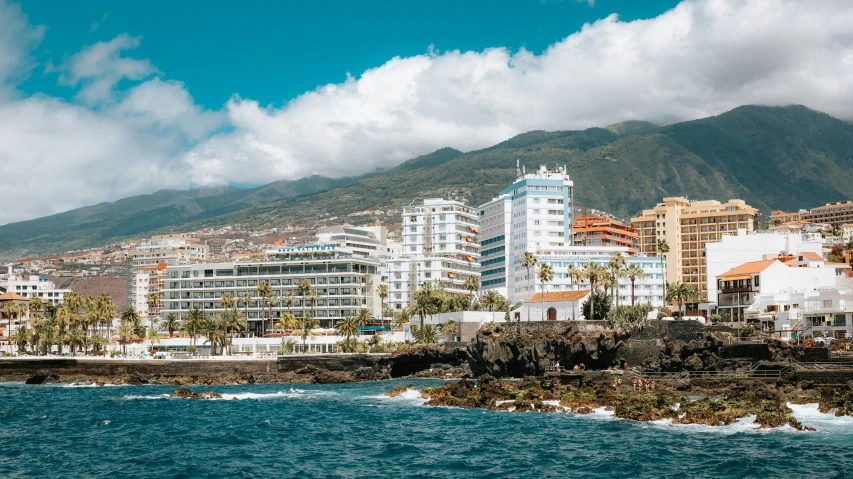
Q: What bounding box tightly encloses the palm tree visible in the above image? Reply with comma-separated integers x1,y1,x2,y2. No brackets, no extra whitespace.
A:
391,309,410,332
480,289,500,312
282,291,295,316
377,284,389,325
274,312,297,335
221,292,236,310
413,324,440,344
257,281,273,337
442,319,458,342
581,262,605,321
97,293,117,338
296,278,312,319
625,264,645,306
222,308,247,354
657,239,670,303
354,308,372,328
184,308,205,346
608,252,627,307
567,265,583,321
464,275,480,308
294,315,319,353
162,312,181,338
28,296,44,317
2,302,24,352
238,291,253,336
538,263,554,321
12,326,30,354
520,252,538,322
411,286,438,329
116,322,133,356
146,292,159,320
55,304,73,354
666,282,697,317
336,316,358,342
121,306,141,338
147,327,162,349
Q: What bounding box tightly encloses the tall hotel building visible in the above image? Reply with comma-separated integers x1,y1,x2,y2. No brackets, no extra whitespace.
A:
631,197,759,298
387,199,480,311
161,246,381,333
478,164,574,298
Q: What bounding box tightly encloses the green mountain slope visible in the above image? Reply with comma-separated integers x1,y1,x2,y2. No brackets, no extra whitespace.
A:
0,175,363,259
4,104,853,260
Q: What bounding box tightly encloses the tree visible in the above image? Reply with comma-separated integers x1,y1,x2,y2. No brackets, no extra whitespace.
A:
221,308,246,354
308,289,319,322
336,316,358,342
520,252,538,322
625,264,645,307
464,275,480,307
294,315,319,353
147,327,162,348
538,263,554,321
442,319,458,342
274,312,297,335
257,281,273,337
480,290,501,312
377,284,389,325
412,324,440,344
146,292,159,319
581,262,606,321
2,302,25,352
657,239,670,302
238,291,253,335
567,265,583,321
354,308,372,327
411,285,439,329
12,326,30,354
28,296,44,316
581,291,611,320
608,304,654,330
391,309,410,331
96,293,117,339
608,252,627,307
184,308,205,346
296,278,312,320
162,312,181,338
121,306,142,338
221,292,236,310
116,322,133,356
666,281,697,316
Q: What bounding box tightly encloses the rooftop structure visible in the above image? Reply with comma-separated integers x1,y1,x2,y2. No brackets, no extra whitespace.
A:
572,216,638,254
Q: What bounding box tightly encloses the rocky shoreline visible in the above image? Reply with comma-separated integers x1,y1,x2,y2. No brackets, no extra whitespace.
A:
386,374,853,428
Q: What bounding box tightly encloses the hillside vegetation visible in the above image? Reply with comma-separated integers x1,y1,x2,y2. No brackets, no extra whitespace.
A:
2,105,852,259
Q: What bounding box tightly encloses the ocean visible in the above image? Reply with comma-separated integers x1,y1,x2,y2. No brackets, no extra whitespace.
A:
1,380,852,478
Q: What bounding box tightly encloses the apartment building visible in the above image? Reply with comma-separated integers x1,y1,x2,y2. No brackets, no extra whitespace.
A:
478,164,574,297
315,225,401,284
572,216,638,254
803,200,853,225
127,234,209,319
387,198,479,310
631,197,759,298
0,267,72,305
160,245,381,332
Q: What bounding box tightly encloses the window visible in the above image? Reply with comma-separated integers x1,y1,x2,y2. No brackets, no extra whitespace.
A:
823,299,833,308
754,275,759,288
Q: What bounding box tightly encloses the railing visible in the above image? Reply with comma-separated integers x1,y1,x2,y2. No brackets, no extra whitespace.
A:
640,370,781,379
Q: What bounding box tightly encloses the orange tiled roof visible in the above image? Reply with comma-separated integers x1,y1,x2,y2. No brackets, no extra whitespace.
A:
0,292,29,302
718,259,778,278
801,252,822,261
529,290,591,302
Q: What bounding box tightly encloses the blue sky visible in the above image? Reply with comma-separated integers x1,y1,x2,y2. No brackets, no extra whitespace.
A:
19,0,680,109
1,0,852,225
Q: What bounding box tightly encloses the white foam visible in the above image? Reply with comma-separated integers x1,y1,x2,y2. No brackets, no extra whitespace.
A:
123,394,171,400
220,391,302,401
789,402,853,431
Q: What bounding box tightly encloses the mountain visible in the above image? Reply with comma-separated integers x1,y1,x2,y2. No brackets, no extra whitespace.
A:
0,175,364,259
3,104,853,260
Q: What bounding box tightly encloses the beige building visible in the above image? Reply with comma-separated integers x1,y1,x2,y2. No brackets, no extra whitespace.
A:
631,197,759,298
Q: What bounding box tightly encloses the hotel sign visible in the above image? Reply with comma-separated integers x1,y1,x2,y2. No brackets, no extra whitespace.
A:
272,245,337,254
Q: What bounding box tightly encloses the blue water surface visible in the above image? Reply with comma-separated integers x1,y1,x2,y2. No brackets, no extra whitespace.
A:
1,380,851,479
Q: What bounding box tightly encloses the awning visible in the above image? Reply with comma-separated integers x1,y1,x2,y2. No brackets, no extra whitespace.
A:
720,275,752,281
357,326,389,331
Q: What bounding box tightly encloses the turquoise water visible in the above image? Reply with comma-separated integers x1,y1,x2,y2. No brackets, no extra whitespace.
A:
1,380,852,479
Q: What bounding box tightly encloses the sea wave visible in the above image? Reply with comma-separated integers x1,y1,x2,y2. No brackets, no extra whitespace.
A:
789,402,853,430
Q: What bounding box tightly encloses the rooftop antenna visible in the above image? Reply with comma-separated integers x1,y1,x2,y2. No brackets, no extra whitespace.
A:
516,159,521,178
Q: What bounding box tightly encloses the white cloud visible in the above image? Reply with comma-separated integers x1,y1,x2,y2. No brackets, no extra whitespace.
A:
2,0,853,225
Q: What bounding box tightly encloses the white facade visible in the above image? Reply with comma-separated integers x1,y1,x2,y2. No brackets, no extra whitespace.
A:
705,229,824,301
387,198,480,310
479,164,574,297
315,226,401,284
528,245,665,307
1,269,72,305
160,245,381,332
748,288,853,340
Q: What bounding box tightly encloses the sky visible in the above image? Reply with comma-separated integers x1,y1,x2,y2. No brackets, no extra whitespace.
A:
1,0,852,225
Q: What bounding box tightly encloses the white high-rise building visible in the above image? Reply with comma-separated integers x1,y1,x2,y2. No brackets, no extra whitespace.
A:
478,165,664,311
387,198,480,311
479,164,574,297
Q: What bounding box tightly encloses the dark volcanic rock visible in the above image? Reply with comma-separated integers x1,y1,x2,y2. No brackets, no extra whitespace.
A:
25,369,59,385
390,345,468,377
172,387,222,399
466,324,628,378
